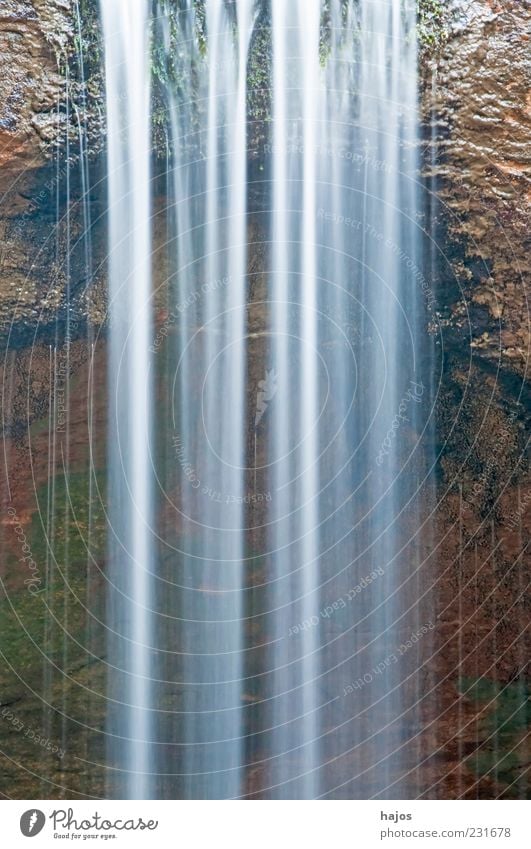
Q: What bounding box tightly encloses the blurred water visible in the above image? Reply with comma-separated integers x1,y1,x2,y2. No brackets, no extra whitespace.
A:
101,0,154,800
102,0,430,800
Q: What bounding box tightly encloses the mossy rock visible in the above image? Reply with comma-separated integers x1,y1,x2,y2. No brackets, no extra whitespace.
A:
459,676,531,797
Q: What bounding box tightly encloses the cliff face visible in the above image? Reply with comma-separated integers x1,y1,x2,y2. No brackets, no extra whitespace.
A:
422,0,530,525
2,0,528,368
0,0,106,339
427,0,530,375
0,0,72,201
0,0,529,800
420,0,530,798
0,0,71,336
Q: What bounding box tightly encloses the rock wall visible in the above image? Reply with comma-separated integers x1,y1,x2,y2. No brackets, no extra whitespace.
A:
0,0,105,340
419,0,530,797
426,0,530,375
0,0,72,202
0,0,528,799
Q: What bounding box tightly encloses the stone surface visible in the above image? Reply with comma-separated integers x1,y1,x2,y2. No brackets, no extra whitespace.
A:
0,0,529,800
425,0,530,376
0,0,72,203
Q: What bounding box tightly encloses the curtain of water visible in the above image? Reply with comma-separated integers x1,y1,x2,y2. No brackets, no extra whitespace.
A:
155,0,253,799
263,0,322,799
102,0,428,799
263,0,425,798
101,0,154,800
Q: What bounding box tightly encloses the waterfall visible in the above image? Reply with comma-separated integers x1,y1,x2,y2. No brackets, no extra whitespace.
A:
101,0,430,799
261,0,426,798
265,0,322,799
101,0,154,800
154,0,254,800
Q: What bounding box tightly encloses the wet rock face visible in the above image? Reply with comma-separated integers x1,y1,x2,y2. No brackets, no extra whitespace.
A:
0,1,72,200
0,1,108,341
420,1,530,797
0,0,529,800
422,0,530,509
426,0,530,375
0,1,78,337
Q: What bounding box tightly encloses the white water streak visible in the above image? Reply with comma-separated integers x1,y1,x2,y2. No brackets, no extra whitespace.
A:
102,0,153,800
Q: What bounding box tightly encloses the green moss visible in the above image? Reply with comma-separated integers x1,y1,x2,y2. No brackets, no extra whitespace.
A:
417,0,448,55
59,0,449,164
459,676,530,796
0,466,108,796
1,469,107,678
247,14,273,155
31,469,107,568
75,0,103,70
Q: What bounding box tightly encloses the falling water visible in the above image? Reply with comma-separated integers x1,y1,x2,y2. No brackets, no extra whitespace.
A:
259,0,427,798
101,0,431,799
101,0,154,800
172,0,252,798
155,0,254,800
265,0,322,798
